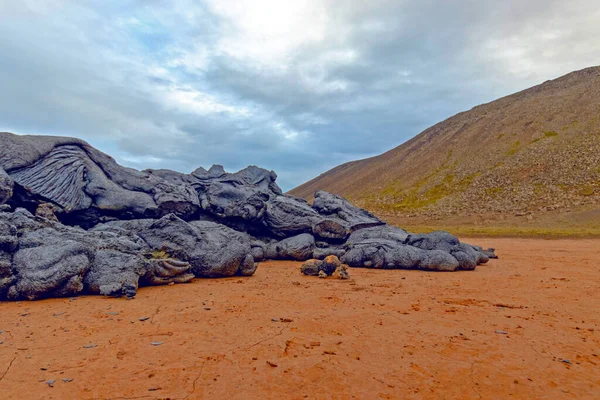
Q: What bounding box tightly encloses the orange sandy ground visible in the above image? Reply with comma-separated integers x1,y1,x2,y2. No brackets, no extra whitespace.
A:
0,238,599,400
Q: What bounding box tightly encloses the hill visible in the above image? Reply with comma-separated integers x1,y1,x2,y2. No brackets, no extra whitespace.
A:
290,67,600,235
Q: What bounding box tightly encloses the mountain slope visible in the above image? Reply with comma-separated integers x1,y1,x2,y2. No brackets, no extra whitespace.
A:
290,67,600,225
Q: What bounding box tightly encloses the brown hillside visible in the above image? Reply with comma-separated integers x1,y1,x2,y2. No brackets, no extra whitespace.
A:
290,66,600,229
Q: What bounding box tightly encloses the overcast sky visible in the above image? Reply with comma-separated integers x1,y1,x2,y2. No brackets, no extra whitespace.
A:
1,1,599,190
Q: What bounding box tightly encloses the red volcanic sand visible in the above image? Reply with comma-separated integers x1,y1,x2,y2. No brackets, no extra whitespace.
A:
0,238,599,399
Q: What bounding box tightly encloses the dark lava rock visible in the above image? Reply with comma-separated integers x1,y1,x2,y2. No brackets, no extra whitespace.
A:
0,208,194,300
0,132,496,301
312,190,384,233
341,239,462,271
405,231,491,270
264,196,320,238
266,233,315,261
1,132,199,227
99,214,256,278
346,225,409,245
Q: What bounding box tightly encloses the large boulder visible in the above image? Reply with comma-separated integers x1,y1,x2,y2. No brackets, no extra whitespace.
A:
406,231,491,270
341,239,460,272
10,238,92,300
0,209,195,300
312,219,349,242
405,231,461,253
341,229,494,272
265,233,315,261
188,220,257,277
6,214,95,299
346,225,409,245
102,214,257,278
264,196,321,238
152,165,275,226
312,191,384,232
0,132,200,227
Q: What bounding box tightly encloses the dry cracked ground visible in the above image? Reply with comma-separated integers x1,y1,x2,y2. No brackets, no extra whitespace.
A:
0,238,599,399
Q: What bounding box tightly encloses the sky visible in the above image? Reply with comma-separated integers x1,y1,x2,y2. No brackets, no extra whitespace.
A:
1,1,599,191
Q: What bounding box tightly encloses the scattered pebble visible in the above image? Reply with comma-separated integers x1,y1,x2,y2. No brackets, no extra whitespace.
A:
494,330,508,335
559,358,572,364
52,312,65,317
46,380,55,387
139,317,150,321
83,344,97,349
271,318,279,322
203,307,211,311
266,361,278,367
279,318,293,323
148,387,161,391
151,341,163,346
40,367,47,371
62,378,73,383
106,312,119,316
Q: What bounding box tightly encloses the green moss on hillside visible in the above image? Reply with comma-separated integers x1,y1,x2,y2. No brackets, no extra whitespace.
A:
391,172,479,211
485,187,503,196
507,141,521,155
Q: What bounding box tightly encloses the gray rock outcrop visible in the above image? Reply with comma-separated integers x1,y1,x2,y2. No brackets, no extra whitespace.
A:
0,132,496,300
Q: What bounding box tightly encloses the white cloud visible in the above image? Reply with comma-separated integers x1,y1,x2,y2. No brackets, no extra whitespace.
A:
206,0,329,67
0,0,599,190
161,85,253,117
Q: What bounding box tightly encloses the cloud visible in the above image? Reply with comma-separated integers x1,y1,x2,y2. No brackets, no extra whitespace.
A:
0,0,598,191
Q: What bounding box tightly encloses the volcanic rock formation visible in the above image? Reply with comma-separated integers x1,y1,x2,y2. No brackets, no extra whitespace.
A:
0,132,495,300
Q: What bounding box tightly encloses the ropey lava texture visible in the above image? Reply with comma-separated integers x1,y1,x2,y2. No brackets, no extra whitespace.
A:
0,132,496,300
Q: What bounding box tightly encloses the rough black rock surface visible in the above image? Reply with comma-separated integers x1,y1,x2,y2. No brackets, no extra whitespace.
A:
265,233,315,261
0,208,195,300
0,132,496,300
95,215,257,278
1,133,199,227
